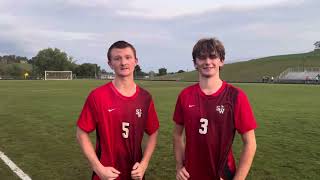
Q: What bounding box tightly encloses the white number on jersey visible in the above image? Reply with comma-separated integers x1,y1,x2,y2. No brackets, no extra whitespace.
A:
122,122,130,138
199,118,208,134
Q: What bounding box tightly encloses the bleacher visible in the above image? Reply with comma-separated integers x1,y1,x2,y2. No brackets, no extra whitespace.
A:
283,71,319,80
278,67,320,83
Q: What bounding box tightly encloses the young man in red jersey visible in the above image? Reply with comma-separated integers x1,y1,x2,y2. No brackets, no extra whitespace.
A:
76,41,159,180
173,38,257,180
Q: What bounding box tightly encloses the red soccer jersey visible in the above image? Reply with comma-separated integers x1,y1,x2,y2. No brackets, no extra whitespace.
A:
77,82,159,180
173,81,257,180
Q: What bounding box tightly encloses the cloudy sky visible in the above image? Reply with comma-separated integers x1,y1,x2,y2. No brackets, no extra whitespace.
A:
0,0,319,72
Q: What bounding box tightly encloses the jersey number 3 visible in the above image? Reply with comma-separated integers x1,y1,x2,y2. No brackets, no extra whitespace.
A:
199,118,208,134
122,122,130,138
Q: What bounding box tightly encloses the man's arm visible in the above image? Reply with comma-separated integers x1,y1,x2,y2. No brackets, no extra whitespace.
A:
173,124,190,180
233,130,257,180
131,130,158,180
76,127,120,180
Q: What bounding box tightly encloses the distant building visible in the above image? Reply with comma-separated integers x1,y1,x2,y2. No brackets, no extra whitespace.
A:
107,75,115,80
314,41,320,50
20,60,28,64
100,74,115,80
100,73,108,80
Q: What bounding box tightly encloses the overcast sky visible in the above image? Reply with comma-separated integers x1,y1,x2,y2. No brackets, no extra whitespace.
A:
0,0,319,72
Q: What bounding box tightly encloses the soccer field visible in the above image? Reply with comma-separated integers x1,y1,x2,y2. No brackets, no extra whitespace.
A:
0,80,319,179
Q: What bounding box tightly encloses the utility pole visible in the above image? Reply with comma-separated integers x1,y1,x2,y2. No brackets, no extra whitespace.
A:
94,64,97,79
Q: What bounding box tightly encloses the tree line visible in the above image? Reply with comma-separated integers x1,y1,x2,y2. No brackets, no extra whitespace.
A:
0,48,101,79
0,48,186,79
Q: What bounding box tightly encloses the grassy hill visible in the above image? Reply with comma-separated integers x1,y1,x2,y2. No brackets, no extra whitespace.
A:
155,50,320,82
0,63,32,78
3,63,32,71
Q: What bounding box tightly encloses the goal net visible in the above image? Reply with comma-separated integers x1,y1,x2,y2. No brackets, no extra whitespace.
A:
44,71,73,80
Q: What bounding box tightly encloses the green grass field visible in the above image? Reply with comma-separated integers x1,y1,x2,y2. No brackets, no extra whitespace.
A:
0,80,319,179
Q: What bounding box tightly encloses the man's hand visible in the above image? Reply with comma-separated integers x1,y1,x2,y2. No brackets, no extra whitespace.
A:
131,162,147,180
95,166,120,180
176,166,190,180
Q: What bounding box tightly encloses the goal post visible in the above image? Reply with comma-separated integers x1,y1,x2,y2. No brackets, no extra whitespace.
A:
44,71,73,80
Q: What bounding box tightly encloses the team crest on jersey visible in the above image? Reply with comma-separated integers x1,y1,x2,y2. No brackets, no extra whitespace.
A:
136,109,142,118
216,105,225,114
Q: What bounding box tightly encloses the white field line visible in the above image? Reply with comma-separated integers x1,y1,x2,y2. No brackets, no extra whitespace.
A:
0,151,32,180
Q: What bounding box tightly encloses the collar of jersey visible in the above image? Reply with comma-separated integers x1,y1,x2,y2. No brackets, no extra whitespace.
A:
197,81,226,98
109,82,139,100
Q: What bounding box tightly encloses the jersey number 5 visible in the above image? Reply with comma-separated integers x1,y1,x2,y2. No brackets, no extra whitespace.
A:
122,122,130,138
199,118,208,134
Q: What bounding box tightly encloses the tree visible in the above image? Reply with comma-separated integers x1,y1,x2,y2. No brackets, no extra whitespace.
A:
134,65,142,76
16,56,29,63
177,70,185,73
158,67,167,76
75,63,100,78
0,65,5,76
32,48,75,76
134,65,147,77
7,64,24,78
101,69,107,74
2,55,18,64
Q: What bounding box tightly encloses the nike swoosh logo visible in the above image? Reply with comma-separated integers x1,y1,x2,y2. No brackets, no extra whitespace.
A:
188,105,196,108
108,108,116,112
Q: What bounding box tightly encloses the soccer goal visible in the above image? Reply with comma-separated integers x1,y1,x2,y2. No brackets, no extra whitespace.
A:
44,71,73,80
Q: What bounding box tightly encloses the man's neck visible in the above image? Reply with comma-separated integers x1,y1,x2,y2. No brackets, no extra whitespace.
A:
112,76,136,97
199,75,223,95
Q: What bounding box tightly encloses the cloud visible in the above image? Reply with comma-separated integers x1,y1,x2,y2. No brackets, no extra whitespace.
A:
117,0,297,19
0,0,318,72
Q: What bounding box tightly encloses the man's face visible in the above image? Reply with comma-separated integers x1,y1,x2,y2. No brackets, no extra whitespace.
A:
194,52,224,78
108,47,137,77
